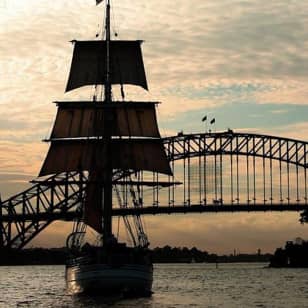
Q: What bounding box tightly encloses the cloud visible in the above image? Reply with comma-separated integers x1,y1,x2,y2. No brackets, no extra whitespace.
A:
2,0,308,127
26,213,308,254
142,212,308,253
268,121,308,141
1,0,308,251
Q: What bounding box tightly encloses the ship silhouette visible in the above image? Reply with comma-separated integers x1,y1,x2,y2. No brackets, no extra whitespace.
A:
38,0,172,295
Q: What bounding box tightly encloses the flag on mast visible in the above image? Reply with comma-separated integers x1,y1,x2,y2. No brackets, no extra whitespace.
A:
96,0,104,5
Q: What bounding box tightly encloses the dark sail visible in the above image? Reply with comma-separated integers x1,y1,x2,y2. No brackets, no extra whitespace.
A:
39,100,172,232
39,139,172,176
51,102,160,138
65,40,148,92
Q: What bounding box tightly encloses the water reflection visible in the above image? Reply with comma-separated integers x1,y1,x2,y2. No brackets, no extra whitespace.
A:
1,264,308,307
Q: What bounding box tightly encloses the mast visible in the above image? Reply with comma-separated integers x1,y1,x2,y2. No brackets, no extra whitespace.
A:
104,0,111,103
102,0,113,244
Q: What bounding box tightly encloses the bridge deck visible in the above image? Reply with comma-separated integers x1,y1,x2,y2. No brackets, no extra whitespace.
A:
1,203,307,222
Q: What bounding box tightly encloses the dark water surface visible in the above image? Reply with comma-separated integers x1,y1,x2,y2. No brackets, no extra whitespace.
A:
0,263,307,307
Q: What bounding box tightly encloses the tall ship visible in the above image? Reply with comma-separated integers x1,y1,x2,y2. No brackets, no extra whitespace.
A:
37,0,172,295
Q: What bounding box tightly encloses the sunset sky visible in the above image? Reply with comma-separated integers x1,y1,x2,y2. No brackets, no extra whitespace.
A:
1,0,308,253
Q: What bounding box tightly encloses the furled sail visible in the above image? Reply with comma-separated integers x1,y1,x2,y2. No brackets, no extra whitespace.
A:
65,40,148,92
84,171,103,233
51,102,160,138
39,139,172,176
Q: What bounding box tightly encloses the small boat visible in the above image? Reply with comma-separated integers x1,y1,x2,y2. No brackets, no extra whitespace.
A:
37,0,172,296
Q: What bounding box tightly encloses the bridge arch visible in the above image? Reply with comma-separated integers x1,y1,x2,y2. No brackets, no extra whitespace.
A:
159,132,308,210
1,131,308,249
163,132,308,167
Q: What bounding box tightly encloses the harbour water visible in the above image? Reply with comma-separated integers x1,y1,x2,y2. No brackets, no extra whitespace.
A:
0,263,307,307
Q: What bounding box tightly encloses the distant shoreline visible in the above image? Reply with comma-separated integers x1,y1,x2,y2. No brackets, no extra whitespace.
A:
0,246,272,266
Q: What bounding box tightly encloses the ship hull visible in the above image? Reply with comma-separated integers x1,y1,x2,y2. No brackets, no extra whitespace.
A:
66,263,153,296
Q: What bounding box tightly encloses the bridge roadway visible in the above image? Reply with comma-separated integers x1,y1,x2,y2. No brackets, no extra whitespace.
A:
1,203,307,222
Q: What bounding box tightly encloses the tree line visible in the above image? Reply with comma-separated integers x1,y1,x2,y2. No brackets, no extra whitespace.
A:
0,245,272,265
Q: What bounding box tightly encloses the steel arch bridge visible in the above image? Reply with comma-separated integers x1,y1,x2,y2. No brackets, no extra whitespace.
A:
1,131,308,249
